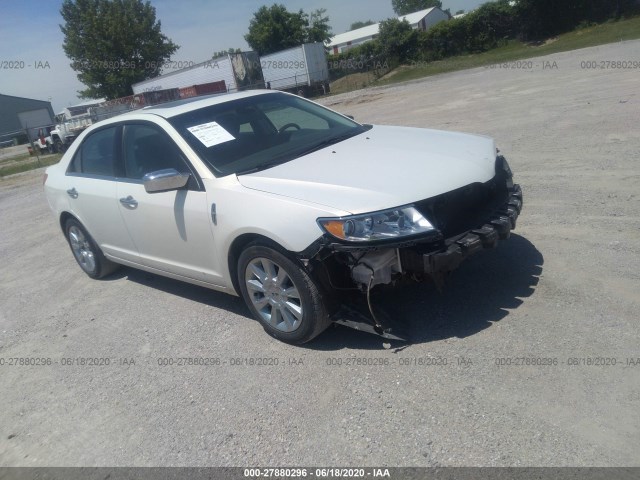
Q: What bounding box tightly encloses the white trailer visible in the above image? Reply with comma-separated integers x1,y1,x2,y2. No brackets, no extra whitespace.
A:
261,43,330,96
132,52,264,95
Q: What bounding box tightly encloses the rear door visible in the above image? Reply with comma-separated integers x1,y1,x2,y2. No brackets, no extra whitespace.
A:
115,122,222,285
65,125,139,263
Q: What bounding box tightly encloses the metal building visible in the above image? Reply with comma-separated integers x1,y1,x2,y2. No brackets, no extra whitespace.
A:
327,7,450,55
0,93,55,145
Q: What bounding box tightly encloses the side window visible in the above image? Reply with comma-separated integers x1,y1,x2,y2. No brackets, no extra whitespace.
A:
69,127,117,176
122,124,190,180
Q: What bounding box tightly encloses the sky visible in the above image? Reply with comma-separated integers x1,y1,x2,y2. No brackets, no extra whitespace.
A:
0,0,487,112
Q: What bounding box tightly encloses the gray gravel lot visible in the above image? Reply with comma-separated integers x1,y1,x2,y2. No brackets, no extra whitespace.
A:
1,40,639,467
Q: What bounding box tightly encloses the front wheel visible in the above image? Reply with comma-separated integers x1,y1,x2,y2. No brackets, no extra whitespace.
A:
54,139,64,153
238,244,331,344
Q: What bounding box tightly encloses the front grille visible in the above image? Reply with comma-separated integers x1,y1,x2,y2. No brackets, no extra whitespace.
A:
414,175,509,238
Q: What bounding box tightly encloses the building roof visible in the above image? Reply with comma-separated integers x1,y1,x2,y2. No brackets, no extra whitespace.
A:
399,7,436,25
327,7,438,48
0,93,52,104
327,23,380,48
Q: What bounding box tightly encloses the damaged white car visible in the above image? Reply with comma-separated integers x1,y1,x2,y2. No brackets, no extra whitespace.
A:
44,90,523,344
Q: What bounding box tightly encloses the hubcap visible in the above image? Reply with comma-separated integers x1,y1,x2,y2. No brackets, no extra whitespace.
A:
69,226,96,273
244,258,302,333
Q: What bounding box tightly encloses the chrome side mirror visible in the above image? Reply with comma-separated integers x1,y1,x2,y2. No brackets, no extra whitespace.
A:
142,168,190,193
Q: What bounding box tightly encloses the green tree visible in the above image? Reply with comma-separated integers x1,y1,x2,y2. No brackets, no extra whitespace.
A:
60,0,179,99
391,0,442,16
245,4,332,55
350,20,375,30
514,0,636,39
245,4,307,55
377,18,418,61
212,48,242,58
306,8,332,44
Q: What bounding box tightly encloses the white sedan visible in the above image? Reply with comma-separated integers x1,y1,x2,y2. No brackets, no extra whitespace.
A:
44,90,522,344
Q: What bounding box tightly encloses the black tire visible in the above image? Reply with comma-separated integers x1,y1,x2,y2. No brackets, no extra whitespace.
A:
64,218,119,279
237,243,332,344
54,139,64,154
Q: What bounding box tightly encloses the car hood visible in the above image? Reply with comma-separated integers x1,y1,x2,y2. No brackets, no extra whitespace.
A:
237,125,497,214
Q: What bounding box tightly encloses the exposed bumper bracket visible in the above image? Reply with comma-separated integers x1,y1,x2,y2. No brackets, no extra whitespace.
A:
424,184,523,278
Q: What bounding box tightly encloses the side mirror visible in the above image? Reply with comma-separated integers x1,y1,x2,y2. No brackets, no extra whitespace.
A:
143,168,190,193
345,115,355,120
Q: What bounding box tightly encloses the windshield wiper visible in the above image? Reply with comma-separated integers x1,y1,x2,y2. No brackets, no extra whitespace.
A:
294,131,360,158
235,161,285,176
235,130,362,176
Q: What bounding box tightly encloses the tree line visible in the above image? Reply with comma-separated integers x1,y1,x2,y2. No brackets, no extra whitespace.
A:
60,0,638,100
333,0,639,68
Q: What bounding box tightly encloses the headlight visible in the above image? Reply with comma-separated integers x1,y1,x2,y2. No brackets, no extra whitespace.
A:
317,206,435,242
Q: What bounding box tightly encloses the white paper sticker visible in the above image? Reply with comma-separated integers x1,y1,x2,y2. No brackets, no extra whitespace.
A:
187,121,235,148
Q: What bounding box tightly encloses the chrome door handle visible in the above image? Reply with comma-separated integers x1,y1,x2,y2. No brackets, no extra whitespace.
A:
66,188,78,199
119,195,138,209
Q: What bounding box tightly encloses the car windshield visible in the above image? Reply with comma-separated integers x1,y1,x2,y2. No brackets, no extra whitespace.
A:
168,92,368,176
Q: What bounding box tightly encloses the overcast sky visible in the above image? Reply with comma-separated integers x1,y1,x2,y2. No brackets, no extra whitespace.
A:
0,0,487,112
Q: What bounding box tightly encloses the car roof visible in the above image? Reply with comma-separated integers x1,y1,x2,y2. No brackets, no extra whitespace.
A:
127,89,281,119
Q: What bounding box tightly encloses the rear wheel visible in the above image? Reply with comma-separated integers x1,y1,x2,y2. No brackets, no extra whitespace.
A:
64,218,119,279
238,244,331,344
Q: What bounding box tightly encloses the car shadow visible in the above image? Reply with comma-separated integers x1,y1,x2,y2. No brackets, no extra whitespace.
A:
106,268,250,319
309,234,543,350
106,234,542,351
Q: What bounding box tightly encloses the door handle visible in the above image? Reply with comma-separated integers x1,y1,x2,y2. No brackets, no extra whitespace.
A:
119,195,138,209
66,188,78,199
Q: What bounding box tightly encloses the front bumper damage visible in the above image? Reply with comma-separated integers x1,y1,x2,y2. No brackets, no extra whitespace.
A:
400,183,523,290
310,179,523,341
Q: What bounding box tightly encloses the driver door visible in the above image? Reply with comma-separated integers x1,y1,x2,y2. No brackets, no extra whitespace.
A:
115,122,223,285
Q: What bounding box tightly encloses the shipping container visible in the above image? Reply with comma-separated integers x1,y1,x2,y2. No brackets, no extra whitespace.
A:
178,86,198,99
194,80,227,95
132,52,265,95
261,43,330,96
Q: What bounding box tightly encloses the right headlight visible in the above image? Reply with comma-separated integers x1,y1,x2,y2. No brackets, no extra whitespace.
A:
317,206,435,242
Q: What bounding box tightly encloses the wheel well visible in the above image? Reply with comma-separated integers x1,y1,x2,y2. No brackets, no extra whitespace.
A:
227,233,291,295
59,211,78,234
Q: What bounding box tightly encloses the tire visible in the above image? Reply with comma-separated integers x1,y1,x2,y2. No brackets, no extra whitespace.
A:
64,218,119,279
237,244,332,344
54,139,64,154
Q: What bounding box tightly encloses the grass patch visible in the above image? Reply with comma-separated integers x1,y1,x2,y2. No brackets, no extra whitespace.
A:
0,154,62,178
329,72,379,95
369,15,640,86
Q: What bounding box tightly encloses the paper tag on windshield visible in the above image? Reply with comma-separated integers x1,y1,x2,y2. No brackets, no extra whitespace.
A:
187,122,235,147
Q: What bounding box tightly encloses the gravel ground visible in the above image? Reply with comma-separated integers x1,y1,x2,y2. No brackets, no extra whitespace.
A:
0,40,639,467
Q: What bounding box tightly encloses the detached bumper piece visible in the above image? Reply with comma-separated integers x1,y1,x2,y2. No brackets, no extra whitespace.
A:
403,184,523,286
332,304,410,342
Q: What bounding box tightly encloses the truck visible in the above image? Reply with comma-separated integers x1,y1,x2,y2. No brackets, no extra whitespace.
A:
48,99,105,153
260,43,330,96
47,90,182,152
131,52,265,95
